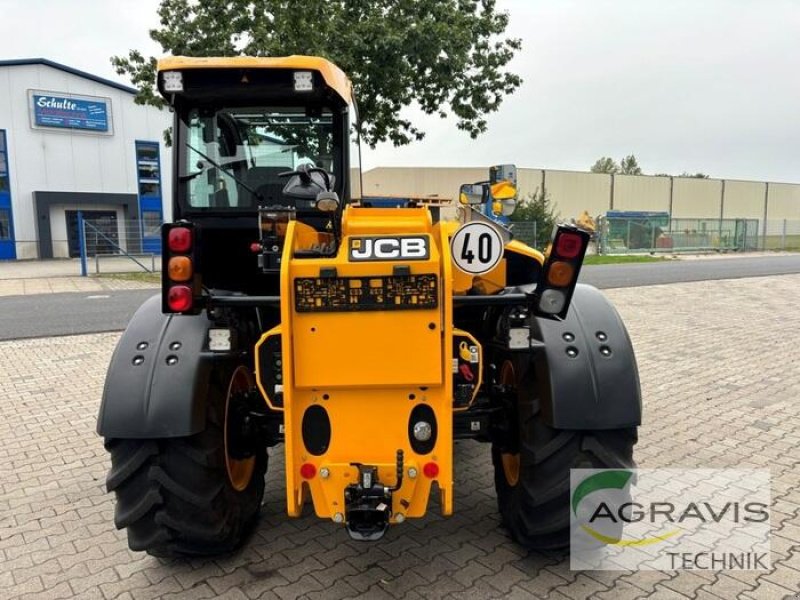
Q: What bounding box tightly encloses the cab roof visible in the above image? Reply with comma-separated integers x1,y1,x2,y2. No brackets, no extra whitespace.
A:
157,55,352,105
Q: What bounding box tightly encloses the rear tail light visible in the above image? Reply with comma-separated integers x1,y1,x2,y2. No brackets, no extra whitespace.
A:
546,261,574,287
534,225,590,319
168,227,192,252
555,231,582,259
162,222,200,314
538,289,566,315
300,463,317,479
167,285,193,312
168,256,193,281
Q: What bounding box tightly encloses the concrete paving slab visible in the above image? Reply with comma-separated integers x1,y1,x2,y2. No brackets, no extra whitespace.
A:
1,275,799,599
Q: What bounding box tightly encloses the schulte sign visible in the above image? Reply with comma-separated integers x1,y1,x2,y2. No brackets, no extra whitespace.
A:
32,93,110,132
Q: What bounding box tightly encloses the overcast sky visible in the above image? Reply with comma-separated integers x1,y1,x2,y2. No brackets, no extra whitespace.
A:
3,0,799,182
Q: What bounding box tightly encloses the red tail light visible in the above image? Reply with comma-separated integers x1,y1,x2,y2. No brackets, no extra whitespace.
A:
167,285,193,312
300,463,317,479
555,231,582,259
168,227,192,253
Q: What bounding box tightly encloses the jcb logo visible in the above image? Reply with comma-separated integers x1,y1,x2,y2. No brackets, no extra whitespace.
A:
349,236,429,261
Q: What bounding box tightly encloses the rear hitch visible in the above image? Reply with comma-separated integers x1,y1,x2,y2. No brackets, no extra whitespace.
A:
344,450,404,541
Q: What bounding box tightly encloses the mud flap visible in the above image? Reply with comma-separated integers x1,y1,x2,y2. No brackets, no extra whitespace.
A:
97,295,230,438
530,284,642,429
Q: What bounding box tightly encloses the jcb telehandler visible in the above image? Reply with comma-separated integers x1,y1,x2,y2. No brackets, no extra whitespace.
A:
97,56,640,555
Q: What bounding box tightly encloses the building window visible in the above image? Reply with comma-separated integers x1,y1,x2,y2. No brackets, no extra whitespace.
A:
141,210,162,237
135,142,163,245
137,144,159,161
139,181,160,197
0,130,8,191
135,142,162,189
0,209,11,240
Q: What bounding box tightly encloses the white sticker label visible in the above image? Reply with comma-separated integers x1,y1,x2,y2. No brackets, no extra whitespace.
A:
450,222,504,275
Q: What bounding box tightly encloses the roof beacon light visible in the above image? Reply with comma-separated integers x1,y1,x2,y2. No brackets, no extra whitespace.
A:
162,71,183,93
294,71,314,92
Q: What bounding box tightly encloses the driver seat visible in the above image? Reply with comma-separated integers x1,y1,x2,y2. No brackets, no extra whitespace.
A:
241,166,287,207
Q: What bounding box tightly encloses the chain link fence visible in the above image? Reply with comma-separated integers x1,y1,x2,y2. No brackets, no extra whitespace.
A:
509,221,539,249
764,219,800,250
506,216,800,253
69,213,796,276
80,216,161,274
596,215,761,254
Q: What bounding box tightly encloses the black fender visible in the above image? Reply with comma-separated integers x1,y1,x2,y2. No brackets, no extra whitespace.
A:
97,294,233,438
530,284,642,429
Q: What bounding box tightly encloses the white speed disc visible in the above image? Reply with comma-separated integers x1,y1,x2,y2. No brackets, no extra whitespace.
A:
450,222,504,275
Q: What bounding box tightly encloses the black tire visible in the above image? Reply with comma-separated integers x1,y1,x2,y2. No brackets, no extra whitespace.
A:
104,366,267,557
492,357,637,550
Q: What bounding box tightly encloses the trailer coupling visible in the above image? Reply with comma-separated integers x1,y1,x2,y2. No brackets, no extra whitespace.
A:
344,450,404,541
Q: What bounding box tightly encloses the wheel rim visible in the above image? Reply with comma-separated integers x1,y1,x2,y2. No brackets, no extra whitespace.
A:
224,366,256,492
499,360,520,487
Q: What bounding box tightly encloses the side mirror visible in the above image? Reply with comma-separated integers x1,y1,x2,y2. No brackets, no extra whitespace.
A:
490,180,517,201
489,164,518,216
489,164,518,202
459,183,487,205
490,164,517,187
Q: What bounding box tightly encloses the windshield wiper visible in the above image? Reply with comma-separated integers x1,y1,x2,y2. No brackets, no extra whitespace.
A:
184,142,263,201
178,170,203,183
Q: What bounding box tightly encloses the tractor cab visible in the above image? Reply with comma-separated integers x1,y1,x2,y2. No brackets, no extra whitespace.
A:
158,56,352,291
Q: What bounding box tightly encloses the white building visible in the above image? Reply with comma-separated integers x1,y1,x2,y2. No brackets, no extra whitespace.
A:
0,58,172,259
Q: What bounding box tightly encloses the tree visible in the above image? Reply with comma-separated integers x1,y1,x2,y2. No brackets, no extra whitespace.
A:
111,0,521,148
619,154,642,175
591,155,709,178
509,187,559,250
590,157,619,174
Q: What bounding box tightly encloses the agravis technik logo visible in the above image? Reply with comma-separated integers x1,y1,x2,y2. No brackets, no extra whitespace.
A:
572,470,681,547
570,469,771,571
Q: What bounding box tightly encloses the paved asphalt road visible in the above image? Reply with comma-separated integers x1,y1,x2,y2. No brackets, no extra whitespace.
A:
1,255,798,341
0,288,158,341
580,254,800,288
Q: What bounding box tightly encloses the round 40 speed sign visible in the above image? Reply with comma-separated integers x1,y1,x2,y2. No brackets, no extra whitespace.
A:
450,222,504,275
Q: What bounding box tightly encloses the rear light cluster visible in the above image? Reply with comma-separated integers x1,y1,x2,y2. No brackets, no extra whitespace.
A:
535,225,590,319
162,223,199,314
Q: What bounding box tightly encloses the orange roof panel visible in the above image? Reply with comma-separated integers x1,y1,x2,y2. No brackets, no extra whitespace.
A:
157,55,352,104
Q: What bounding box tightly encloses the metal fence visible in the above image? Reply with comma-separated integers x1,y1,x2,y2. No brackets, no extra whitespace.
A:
597,216,761,254
764,219,800,250
509,221,539,249
79,214,161,275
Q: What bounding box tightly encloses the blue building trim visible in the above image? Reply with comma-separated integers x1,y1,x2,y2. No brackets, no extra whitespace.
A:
135,140,163,254
0,129,16,259
0,58,138,95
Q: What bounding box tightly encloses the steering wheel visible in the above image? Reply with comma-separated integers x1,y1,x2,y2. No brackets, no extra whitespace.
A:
278,163,332,192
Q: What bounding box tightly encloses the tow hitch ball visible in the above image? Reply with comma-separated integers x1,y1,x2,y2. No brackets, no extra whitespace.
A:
344,450,404,541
